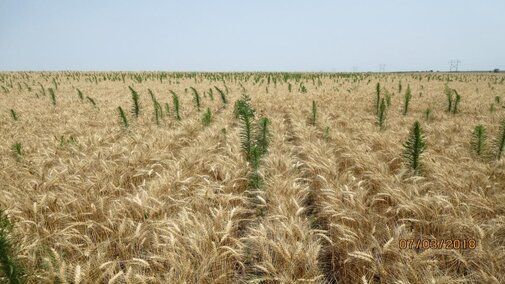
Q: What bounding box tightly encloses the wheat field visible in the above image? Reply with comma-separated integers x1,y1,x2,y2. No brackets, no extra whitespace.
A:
1,72,505,283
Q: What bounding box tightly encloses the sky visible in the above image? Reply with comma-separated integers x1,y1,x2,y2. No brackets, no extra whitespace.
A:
1,0,504,72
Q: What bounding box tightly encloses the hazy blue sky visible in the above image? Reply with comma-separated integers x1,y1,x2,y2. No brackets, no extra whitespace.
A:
1,0,504,72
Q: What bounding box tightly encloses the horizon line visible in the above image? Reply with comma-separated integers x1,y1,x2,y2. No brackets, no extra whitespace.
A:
0,69,502,74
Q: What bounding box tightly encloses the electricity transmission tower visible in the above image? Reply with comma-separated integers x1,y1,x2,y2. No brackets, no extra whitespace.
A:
379,64,386,72
449,60,461,72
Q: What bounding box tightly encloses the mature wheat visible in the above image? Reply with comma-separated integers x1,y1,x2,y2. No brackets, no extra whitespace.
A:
1,72,505,284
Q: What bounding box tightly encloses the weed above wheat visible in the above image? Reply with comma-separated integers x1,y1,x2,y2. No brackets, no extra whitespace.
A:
403,120,426,175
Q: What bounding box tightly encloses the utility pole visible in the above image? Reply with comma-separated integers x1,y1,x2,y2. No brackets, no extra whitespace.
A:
449,60,461,72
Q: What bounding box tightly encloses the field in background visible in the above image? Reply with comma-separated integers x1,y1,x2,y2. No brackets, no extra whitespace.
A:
1,72,505,283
